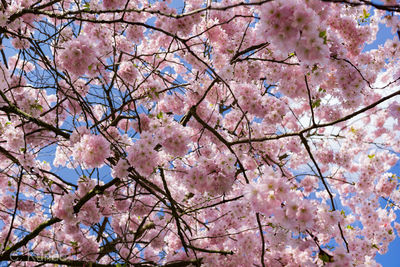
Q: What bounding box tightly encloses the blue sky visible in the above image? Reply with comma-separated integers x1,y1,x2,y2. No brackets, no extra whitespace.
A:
363,20,400,267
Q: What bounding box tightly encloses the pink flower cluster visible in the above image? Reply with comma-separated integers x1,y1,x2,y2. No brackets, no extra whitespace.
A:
184,152,236,196
232,83,288,120
258,0,329,66
376,173,397,198
58,36,98,76
72,132,111,169
11,38,30,50
154,2,201,37
118,61,139,84
159,118,189,157
127,132,160,176
388,101,400,119
111,159,130,180
103,0,126,10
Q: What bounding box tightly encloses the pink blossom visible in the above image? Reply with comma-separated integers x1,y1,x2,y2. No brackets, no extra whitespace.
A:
73,134,111,169
11,38,30,49
118,61,139,84
103,0,125,10
58,36,98,76
388,101,400,119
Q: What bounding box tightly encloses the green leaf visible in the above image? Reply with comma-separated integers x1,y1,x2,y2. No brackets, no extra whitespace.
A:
83,3,90,11
312,64,318,73
226,49,234,54
346,225,354,230
88,64,93,71
8,181,11,187
363,9,370,19
312,99,321,109
78,175,89,183
267,222,275,228
318,250,334,263
30,103,43,112
319,30,328,44
368,154,375,159
156,111,163,119
371,244,379,249
358,9,371,24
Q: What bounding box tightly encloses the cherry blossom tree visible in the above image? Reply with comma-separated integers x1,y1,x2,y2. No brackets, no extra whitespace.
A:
0,0,400,266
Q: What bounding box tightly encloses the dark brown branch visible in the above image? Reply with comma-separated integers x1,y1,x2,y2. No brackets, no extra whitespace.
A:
299,134,349,253
5,255,202,267
3,172,22,253
0,145,19,164
299,134,335,210
230,89,400,145
321,0,400,12
256,213,266,267
230,42,270,64
186,245,233,255
159,168,189,254
304,75,316,126
0,104,70,139
0,178,120,261
8,0,273,23
190,106,250,184
4,255,114,267
180,78,219,126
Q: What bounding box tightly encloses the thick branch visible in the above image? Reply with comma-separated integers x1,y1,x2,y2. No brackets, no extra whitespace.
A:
0,178,120,261
230,89,400,145
0,104,70,139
